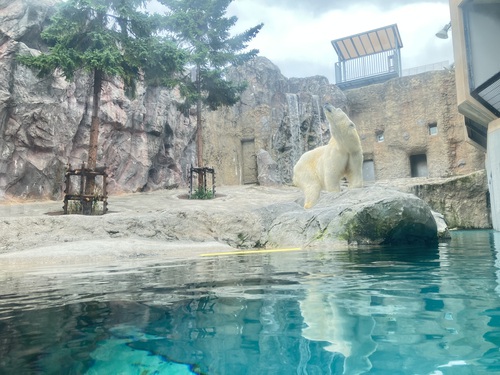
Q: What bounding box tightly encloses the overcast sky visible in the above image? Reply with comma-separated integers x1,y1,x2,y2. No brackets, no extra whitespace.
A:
226,0,454,83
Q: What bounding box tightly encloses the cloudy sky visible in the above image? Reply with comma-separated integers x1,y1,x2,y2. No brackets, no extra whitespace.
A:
226,0,454,83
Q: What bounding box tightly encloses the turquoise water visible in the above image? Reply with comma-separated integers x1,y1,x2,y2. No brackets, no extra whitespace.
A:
1,230,500,374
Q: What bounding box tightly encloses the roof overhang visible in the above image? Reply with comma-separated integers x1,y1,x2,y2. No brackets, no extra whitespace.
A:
331,24,403,61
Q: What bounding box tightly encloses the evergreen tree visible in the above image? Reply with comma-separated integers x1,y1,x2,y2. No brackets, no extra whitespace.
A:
158,0,263,171
18,0,185,210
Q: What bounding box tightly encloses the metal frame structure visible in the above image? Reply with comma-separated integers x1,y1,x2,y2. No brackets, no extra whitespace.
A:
332,24,403,89
188,165,216,199
63,163,108,215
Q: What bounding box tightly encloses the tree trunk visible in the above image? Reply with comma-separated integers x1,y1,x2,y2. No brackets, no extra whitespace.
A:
88,69,102,170
196,96,203,167
83,69,103,214
196,66,204,191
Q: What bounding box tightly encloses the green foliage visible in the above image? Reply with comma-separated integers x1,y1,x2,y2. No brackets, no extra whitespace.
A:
158,0,263,110
17,0,186,95
190,188,214,200
17,0,187,192
67,200,82,214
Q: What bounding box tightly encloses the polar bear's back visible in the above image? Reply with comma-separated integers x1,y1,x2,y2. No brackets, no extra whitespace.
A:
293,144,336,188
293,146,320,187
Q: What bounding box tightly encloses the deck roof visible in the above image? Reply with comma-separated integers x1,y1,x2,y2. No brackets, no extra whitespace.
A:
331,24,403,62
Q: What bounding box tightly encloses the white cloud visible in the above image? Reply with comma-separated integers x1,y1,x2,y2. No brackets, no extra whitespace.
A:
228,1,454,82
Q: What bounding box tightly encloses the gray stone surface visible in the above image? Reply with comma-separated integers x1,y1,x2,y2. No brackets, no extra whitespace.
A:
375,170,491,229
256,149,281,186
0,185,442,271
345,71,485,179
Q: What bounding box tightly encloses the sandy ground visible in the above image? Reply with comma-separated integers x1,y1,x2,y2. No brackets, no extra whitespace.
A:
0,185,303,273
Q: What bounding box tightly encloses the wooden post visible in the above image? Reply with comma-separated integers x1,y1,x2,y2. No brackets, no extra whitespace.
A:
188,165,193,198
63,163,71,214
80,163,87,214
212,167,216,197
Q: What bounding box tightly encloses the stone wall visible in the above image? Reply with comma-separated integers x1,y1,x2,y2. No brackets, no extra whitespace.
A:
374,170,491,229
203,58,347,186
345,71,485,180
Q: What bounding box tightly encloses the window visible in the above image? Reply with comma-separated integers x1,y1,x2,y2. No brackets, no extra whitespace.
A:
376,131,384,142
428,123,438,135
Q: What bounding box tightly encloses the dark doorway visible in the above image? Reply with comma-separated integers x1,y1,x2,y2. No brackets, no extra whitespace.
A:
363,160,376,181
410,154,428,177
241,139,257,184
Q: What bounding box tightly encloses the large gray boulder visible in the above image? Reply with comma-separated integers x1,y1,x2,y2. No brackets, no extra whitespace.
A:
257,186,439,248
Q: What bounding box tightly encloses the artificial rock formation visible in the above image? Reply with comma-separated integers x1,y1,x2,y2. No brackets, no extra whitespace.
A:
260,186,439,248
0,0,199,199
203,58,347,186
0,185,440,254
346,71,485,179
0,0,346,199
0,0,489,237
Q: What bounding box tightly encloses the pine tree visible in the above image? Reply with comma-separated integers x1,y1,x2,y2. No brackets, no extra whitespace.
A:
18,0,185,211
158,0,263,175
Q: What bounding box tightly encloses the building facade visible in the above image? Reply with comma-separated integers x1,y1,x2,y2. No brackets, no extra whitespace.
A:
344,70,485,181
449,0,500,229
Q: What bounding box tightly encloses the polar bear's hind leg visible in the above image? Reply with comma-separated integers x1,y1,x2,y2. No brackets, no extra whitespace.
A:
303,184,321,209
346,152,363,188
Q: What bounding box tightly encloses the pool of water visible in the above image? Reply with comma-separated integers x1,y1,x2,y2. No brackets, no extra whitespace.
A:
1,230,500,374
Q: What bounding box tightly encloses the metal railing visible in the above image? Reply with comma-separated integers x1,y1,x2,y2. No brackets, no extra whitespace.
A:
402,61,450,77
335,49,401,85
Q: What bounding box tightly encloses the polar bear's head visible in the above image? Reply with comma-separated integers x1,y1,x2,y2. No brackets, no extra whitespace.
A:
323,103,360,145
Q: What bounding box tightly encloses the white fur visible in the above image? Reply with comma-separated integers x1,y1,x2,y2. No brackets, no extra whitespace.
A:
293,104,363,209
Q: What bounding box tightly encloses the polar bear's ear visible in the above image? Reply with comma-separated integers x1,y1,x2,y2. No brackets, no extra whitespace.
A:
349,122,356,128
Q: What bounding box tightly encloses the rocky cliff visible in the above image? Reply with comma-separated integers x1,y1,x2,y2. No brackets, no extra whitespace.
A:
0,0,346,200
0,0,198,199
345,71,485,179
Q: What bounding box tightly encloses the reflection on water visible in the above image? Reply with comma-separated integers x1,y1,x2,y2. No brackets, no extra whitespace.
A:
1,230,500,374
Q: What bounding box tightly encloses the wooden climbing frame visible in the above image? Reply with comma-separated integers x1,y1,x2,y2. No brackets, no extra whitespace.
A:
188,165,215,198
63,163,108,215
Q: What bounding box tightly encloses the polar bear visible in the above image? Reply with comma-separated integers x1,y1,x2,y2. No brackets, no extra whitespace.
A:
293,103,363,209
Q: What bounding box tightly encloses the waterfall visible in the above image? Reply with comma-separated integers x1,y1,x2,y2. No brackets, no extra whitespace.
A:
311,95,324,145
286,93,302,166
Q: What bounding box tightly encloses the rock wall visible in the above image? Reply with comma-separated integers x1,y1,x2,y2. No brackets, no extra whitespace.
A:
410,171,491,229
0,0,199,199
345,71,485,180
374,170,491,229
0,0,347,199
203,58,347,186
0,0,487,201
